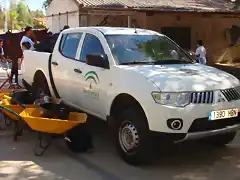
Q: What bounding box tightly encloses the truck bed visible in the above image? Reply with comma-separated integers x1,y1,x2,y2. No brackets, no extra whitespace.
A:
23,50,51,87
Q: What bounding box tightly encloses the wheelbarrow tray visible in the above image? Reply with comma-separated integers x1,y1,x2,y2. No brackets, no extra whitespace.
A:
20,108,87,134
0,98,36,121
0,89,26,100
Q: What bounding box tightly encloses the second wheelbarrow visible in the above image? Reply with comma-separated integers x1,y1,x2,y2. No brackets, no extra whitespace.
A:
19,107,93,156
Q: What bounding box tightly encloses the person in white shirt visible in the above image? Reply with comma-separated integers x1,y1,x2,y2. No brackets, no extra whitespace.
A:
0,39,4,59
20,26,37,51
195,40,207,65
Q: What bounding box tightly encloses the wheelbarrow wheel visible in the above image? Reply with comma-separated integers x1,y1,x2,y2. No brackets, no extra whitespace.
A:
65,124,93,153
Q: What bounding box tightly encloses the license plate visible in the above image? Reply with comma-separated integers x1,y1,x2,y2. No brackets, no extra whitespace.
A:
208,109,238,120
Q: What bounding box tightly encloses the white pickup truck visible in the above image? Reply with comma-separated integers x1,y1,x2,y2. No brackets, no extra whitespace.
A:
22,27,240,165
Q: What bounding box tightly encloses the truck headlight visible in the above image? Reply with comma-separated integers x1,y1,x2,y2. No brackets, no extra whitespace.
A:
152,92,190,107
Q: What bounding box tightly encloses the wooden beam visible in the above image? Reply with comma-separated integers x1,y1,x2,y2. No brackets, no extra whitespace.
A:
87,10,135,16
46,8,136,17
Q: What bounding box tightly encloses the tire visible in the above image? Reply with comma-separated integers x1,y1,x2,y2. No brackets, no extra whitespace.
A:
205,132,237,147
31,76,51,101
114,108,152,165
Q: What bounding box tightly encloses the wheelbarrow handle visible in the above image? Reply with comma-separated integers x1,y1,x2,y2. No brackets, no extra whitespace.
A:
0,105,21,120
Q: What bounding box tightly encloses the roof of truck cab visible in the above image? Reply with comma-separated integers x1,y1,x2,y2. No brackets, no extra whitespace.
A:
63,26,163,36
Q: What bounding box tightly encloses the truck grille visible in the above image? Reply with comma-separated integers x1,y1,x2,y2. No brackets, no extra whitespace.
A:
190,91,214,104
220,87,240,102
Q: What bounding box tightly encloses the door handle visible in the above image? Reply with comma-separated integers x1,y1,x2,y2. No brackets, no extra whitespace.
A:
74,68,82,74
52,62,58,66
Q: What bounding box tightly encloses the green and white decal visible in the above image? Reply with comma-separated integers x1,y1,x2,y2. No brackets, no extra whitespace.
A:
83,71,100,99
84,71,99,84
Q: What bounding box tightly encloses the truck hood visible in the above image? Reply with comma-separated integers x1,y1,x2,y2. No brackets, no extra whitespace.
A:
122,64,240,91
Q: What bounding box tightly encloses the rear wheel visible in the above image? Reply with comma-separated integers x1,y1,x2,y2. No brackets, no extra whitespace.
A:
31,73,51,102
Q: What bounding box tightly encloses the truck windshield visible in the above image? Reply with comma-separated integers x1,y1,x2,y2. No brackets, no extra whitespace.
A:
105,34,194,65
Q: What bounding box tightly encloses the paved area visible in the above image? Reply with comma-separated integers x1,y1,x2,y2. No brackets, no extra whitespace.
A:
0,119,240,180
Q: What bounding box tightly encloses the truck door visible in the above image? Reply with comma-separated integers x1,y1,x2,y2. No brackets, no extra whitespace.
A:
51,32,84,105
73,33,110,118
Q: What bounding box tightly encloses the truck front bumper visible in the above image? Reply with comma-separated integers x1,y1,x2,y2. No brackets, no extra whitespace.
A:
150,114,240,143
176,123,240,143
145,99,240,134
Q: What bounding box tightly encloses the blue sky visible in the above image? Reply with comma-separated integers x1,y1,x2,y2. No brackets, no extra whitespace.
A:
8,0,45,10
5,0,44,10
25,0,45,10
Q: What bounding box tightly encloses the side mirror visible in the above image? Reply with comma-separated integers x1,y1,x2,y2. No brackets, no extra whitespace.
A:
86,54,109,69
187,51,197,62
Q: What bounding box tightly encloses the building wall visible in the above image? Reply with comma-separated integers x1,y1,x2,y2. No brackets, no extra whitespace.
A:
143,12,240,64
46,0,79,33
46,2,239,63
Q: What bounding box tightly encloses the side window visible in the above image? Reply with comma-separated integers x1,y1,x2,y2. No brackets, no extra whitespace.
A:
80,34,105,62
59,34,67,51
60,33,82,59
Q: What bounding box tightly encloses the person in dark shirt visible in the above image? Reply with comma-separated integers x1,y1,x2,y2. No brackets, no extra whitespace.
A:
35,25,70,53
8,42,31,86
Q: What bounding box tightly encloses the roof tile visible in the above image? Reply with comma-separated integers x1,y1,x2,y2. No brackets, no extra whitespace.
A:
74,0,237,12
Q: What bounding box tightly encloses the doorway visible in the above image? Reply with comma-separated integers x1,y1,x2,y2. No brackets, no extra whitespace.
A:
161,27,191,51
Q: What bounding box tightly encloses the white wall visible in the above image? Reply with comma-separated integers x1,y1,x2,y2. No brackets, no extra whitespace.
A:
68,12,80,28
46,0,79,33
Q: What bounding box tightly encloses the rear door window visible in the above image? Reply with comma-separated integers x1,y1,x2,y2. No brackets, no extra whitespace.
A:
60,33,82,59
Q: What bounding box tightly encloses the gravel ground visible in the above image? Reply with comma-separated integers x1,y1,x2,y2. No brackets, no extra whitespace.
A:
0,120,240,180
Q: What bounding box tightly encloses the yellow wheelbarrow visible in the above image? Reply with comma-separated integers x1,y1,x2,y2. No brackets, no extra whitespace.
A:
0,89,26,101
0,105,26,141
19,107,92,156
0,94,36,133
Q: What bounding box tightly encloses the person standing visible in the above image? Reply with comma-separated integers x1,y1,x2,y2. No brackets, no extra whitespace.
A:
195,40,207,65
0,39,5,60
20,26,37,50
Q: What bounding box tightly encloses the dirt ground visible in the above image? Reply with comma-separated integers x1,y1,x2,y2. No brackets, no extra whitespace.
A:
0,118,240,180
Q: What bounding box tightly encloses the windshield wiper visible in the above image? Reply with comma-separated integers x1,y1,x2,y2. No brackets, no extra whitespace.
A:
153,60,192,65
120,61,154,65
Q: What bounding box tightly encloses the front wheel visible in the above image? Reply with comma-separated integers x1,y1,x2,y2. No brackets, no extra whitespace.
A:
115,108,152,165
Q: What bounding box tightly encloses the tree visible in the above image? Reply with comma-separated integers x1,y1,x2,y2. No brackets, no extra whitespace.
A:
8,3,20,30
43,0,52,9
17,0,32,28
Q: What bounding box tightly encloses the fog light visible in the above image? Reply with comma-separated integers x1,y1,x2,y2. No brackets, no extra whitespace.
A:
167,119,183,130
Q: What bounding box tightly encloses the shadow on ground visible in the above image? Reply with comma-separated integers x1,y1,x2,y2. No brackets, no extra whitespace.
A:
0,117,240,180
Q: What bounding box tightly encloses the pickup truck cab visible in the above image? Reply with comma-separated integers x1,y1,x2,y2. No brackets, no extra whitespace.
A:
23,27,240,165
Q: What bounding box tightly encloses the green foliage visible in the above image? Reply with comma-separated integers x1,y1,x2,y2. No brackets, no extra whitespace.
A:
43,0,52,9
0,0,46,31
138,39,173,60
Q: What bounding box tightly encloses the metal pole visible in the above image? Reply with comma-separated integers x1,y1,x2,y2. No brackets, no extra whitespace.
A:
4,0,8,32
127,16,131,28
59,13,61,31
66,11,69,25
